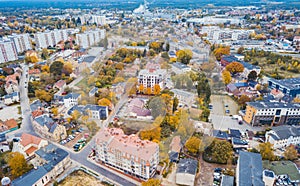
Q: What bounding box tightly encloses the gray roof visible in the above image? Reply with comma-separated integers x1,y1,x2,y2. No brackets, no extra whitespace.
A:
35,144,69,172
213,130,228,140
34,115,58,133
221,175,234,186
270,125,300,140
247,101,300,109
12,167,48,186
176,158,198,175
238,151,264,186
172,62,190,70
30,100,43,111
269,77,300,90
64,92,81,100
12,144,69,186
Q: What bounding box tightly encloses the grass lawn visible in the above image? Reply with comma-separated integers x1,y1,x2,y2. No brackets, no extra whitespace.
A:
75,77,90,90
250,57,299,78
263,160,300,181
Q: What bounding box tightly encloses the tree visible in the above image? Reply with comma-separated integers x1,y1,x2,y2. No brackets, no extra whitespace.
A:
41,48,49,60
148,97,167,119
204,139,233,164
50,61,64,77
71,110,81,121
247,70,258,81
35,90,53,102
149,42,161,53
41,65,50,73
293,97,300,103
51,108,58,116
222,70,232,85
225,62,244,74
142,178,161,186
185,136,201,154
146,87,152,95
153,84,161,95
8,152,31,178
98,98,112,107
213,46,230,61
238,95,251,107
81,115,89,123
176,49,193,64
172,97,179,113
259,142,276,161
284,145,298,160
237,46,244,54
140,127,161,141
62,62,73,76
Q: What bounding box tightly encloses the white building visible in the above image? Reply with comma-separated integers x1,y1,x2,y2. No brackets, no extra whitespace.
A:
76,29,105,49
91,15,106,26
138,68,167,91
0,40,18,63
200,26,254,41
95,128,159,180
35,29,68,49
171,89,195,107
9,34,32,53
63,93,81,109
265,125,300,149
171,62,192,74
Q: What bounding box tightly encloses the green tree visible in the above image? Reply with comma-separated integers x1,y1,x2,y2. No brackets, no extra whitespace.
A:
41,48,49,60
176,49,193,64
247,70,258,81
50,61,64,77
205,139,233,164
284,145,298,160
259,142,276,161
237,46,244,54
172,97,179,113
185,136,201,154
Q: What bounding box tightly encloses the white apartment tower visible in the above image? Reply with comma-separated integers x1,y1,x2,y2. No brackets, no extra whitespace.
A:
34,29,69,49
76,29,105,49
0,40,18,63
9,34,32,53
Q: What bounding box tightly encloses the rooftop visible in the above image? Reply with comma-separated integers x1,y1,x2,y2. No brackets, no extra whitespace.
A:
176,158,198,175
268,125,300,140
95,128,158,162
20,133,42,147
172,62,190,70
269,78,300,90
238,151,264,186
247,101,300,109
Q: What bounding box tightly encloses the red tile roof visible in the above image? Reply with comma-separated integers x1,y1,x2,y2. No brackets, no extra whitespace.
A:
20,133,42,147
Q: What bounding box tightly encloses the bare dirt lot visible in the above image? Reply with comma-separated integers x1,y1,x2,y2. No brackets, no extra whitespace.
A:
58,170,104,186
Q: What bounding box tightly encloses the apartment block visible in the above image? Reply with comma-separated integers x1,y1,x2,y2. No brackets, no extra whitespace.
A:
9,34,32,53
35,29,68,49
268,78,300,98
0,40,18,63
243,101,300,126
76,29,105,48
95,128,159,180
138,68,167,91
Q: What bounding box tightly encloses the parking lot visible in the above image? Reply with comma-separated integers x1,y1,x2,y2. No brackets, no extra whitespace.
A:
210,95,239,116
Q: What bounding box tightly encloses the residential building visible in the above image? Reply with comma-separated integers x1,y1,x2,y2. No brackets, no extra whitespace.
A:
263,170,276,186
90,15,106,26
171,89,195,107
138,68,167,91
0,119,18,134
239,61,261,79
3,92,19,105
95,128,159,180
0,40,18,63
12,133,48,157
34,29,68,49
85,104,108,120
265,125,300,149
8,34,32,53
63,93,81,108
169,136,181,162
5,72,20,94
88,87,98,97
33,114,67,142
29,68,41,82
220,55,238,66
236,151,264,186
171,62,191,74
126,98,152,119
76,29,105,49
12,144,71,186
175,158,198,186
243,102,300,126
53,80,66,90
268,78,300,98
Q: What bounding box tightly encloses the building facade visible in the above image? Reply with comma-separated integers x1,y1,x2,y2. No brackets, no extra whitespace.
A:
76,29,105,49
138,68,167,91
0,40,18,63
95,128,159,180
265,125,300,149
9,34,32,53
243,102,300,126
35,29,68,49
268,78,300,98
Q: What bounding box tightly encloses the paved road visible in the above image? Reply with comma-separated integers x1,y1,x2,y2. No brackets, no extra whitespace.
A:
14,50,137,185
